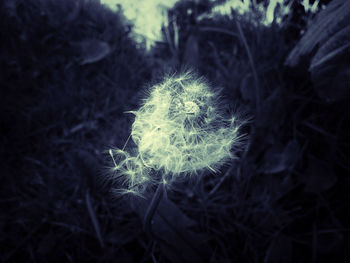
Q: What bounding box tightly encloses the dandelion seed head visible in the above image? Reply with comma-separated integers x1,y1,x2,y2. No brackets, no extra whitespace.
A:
109,70,246,196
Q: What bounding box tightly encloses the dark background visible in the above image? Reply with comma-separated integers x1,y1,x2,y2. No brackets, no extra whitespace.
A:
1,0,349,262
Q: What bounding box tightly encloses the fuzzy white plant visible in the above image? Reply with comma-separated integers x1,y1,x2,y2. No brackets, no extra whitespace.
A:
109,71,244,196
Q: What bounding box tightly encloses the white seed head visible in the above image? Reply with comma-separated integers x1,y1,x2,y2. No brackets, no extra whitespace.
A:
109,71,245,196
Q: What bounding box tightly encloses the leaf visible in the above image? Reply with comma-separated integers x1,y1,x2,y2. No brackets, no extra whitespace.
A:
75,39,111,65
258,140,300,174
257,88,285,128
285,0,350,102
310,24,350,101
130,193,210,263
285,0,350,67
311,55,350,102
310,25,350,70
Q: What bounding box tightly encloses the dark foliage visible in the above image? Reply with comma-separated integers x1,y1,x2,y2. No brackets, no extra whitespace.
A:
1,0,349,262
1,0,151,262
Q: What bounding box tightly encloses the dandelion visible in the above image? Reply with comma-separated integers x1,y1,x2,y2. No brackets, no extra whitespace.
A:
109,70,245,196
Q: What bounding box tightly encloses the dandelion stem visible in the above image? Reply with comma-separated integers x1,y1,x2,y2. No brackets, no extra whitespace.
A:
143,183,164,237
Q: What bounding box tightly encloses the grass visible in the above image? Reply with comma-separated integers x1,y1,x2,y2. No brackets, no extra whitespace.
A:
1,0,349,262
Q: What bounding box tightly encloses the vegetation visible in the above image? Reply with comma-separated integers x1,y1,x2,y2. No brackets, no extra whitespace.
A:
1,0,349,262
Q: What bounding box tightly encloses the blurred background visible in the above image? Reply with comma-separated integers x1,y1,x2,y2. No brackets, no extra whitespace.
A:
1,0,349,262
99,0,320,49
